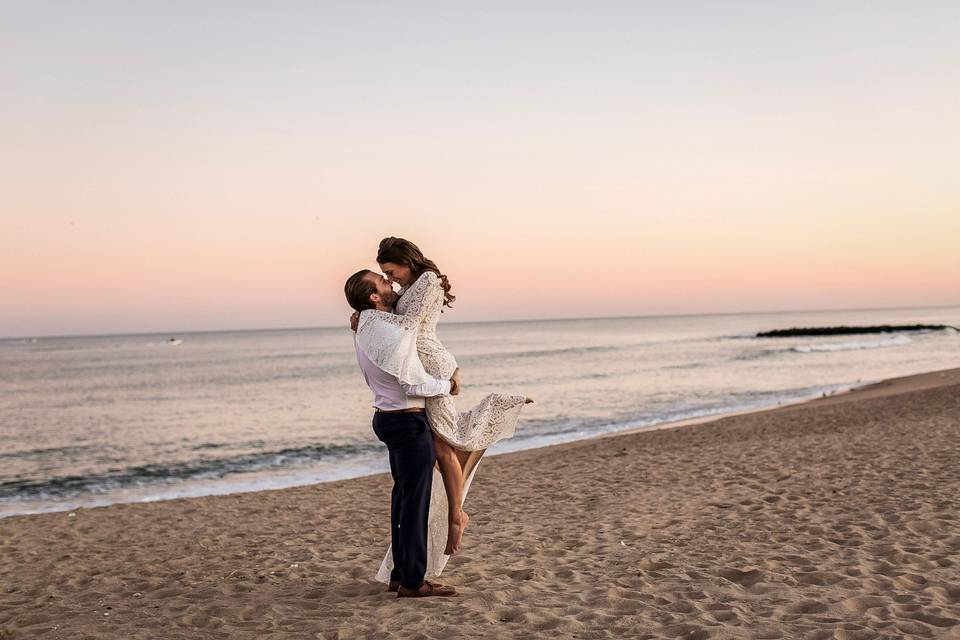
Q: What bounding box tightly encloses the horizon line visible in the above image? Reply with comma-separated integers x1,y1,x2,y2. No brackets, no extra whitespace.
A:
3,302,959,341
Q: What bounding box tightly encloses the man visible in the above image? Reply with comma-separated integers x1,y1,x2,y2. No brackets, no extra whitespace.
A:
344,269,460,598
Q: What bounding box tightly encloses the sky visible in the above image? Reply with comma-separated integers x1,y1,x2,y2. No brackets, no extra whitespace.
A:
2,1,958,337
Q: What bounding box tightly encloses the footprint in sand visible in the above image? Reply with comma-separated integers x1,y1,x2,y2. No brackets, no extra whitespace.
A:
661,622,710,640
782,599,829,615
904,610,959,628
927,584,960,605
507,568,536,581
718,567,764,587
496,607,528,623
796,571,844,586
893,573,929,590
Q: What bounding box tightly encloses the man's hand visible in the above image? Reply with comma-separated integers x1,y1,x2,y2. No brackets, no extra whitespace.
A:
449,367,462,395
349,311,360,332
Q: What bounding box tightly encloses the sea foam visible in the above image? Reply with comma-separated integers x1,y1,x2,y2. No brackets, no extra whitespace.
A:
792,334,912,353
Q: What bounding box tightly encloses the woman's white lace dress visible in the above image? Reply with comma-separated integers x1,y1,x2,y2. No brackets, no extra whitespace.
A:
356,271,527,581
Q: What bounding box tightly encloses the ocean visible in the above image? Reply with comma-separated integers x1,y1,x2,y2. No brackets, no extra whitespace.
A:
2,306,958,518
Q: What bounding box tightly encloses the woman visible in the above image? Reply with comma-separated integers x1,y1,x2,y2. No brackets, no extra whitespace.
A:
355,237,531,582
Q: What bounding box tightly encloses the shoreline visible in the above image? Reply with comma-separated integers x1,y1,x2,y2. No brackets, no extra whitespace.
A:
2,376,871,520
1,368,952,520
1,366,959,638
609,365,960,439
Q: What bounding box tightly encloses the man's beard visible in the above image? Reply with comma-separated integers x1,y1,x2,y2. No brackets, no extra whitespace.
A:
382,290,400,309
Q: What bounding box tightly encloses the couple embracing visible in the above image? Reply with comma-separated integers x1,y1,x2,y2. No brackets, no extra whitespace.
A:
344,237,532,598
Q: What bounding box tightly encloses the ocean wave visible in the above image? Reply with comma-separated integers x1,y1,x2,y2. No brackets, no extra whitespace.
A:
731,349,780,362
490,381,859,456
0,442,382,501
0,381,866,517
0,444,96,460
792,335,912,353
661,362,706,370
465,344,620,363
145,339,182,346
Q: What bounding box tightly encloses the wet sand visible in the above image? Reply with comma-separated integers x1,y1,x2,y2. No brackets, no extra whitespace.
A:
1,368,959,639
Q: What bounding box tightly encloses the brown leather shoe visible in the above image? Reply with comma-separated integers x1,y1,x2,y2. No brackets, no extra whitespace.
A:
388,579,443,592
397,581,457,598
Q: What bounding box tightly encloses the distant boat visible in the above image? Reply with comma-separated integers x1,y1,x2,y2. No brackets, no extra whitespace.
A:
167,338,183,346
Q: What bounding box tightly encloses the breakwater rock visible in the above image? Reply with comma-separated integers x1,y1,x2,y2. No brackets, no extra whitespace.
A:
756,324,959,338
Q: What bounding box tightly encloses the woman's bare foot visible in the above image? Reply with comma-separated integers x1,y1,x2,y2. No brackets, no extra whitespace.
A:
445,510,470,555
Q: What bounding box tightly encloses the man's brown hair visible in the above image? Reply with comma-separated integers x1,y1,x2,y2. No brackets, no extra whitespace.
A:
344,269,376,312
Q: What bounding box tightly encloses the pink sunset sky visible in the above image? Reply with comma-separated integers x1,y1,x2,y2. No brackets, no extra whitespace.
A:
2,2,958,337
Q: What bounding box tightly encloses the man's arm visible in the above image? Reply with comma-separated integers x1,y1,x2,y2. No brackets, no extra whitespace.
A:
401,367,461,398
401,377,451,398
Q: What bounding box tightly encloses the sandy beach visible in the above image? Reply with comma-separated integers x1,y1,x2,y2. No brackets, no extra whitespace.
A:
1,368,958,639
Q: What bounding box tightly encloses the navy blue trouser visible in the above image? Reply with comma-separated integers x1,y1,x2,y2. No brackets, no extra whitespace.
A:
372,411,436,590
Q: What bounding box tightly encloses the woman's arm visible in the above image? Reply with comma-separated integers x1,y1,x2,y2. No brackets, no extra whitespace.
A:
352,272,441,334
360,308,419,332
398,271,443,322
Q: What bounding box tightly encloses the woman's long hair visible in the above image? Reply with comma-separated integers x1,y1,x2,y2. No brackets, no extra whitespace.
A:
376,237,455,308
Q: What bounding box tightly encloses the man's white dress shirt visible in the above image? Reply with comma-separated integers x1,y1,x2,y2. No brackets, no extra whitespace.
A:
355,343,450,410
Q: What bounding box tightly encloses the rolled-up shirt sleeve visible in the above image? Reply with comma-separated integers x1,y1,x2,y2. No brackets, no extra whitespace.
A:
401,377,451,398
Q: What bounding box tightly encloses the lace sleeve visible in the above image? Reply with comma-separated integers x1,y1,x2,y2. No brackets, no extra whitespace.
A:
399,271,443,322
354,310,432,386
361,308,419,332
